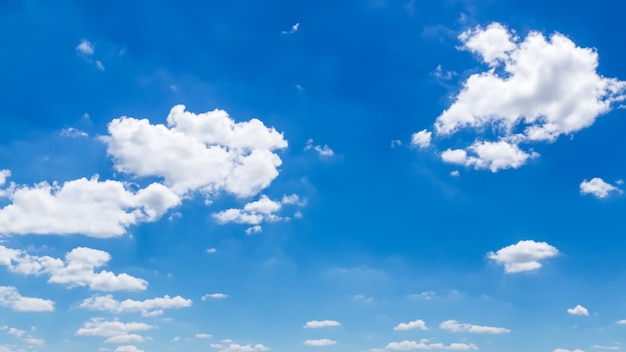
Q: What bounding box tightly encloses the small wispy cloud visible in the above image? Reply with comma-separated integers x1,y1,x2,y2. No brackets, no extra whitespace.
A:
282,23,300,35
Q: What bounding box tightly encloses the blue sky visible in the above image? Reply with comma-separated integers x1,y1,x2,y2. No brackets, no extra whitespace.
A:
1,1,626,351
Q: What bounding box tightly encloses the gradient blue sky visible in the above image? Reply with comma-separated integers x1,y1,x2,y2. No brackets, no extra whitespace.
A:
1,1,626,352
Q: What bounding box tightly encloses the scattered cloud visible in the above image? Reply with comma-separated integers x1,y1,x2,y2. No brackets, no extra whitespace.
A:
207,248,217,254
212,194,305,231
102,105,287,198
202,293,228,301
60,127,88,138
0,176,180,237
617,320,626,325
554,349,585,352
304,339,336,346
304,320,341,329
75,318,155,344
450,170,460,177
0,245,148,291
96,60,105,71
114,346,145,352
305,139,335,157
487,240,559,273
580,178,621,198
411,130,432,148
567,305,590,316
353,294,376,304
439,320,510,334
393,319,428,331
78,294,192,316
407,291,437,300
433,64,456,80
425,22,625,172
76,39,94,55
0,287,54,312
282,23,300,35
591,345,619,350
196,334,212,339
384,339,478,350
210,339,269,352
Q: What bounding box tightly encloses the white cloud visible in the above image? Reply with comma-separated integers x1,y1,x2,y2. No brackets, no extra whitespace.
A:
0,170,10,187
617,320,626,324
0,245,147,291
554,349,585,352
0,176,180,237
411,130,432,148
303,339,336,346
580,178,621,198
431,22,625,171
305,139,335,157
96,60,105,71
101,105,287,198
487,240,559,273
114,346,144,352
439,320,510,334
76,318,155,345
591,345,619,350
211,340,269,352
0,286,54,312
60,127,88,138
76,39,94,55
407,291,437,300
450,170,460,177
303,320,341,329
196,333,212,339
213,194,305,231
393,319,428,331
207,248,217,254
78,294,192,316
282,23,300,35
202,293,228,301
385,339,478,350
567,305,590,316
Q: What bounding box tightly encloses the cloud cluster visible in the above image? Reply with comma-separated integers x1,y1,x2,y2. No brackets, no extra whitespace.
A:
487,240,559,273
78,294,192,316
304,320,341,329
102,104,287,198
423,22,625,171
213,194,306,233
0,176,180,237
76,318,155,344
0,287,54,312
0,245,147,291
305,139,335,157
209,339,269,352
384,339,478,351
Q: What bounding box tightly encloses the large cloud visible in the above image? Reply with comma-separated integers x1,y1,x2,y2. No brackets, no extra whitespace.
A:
101,104,287,197
487,240,559,273
75,318,155,344
0,245,147,291
424,22,625,171
0,176,180,237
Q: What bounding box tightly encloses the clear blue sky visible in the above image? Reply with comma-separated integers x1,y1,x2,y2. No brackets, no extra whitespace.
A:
1,1,626,351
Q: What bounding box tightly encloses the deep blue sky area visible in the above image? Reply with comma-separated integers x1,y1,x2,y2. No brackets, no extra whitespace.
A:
1,1,626,352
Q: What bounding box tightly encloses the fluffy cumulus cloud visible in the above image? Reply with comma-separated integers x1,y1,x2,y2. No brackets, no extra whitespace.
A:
487,240,559,273
213,194,306,232
303,320,341,329
567,305,590,316
114,346,144,352
0,176,180,237
76,39,94,55
393,319,428,331
0,286,54,312
580,178,621,198
75,318,155,344
0,245,147,291
439,320,510,334
101,105,287,198
1,325,45,347
210,339,269,352
78,294,192,316
384,339,478,350
411,130,432,148
422,22,626,172
303,339,336,346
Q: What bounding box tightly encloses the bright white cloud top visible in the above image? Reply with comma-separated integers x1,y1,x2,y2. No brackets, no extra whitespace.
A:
303,339,337,346
411,130,432,148
580,177,621,198
487,240,559,273
567,305,590,316
427,22,626,171
0,245,147,291
102,104,287,197
75,318,155,344
384,339,479,351
439,320,511,334
0,286,55,312
78,294,192,316
393,319,428,331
